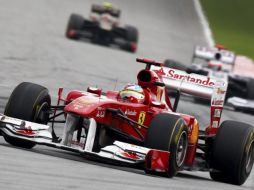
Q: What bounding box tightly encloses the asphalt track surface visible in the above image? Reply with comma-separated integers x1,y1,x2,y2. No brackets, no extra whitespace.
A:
0,0,253,189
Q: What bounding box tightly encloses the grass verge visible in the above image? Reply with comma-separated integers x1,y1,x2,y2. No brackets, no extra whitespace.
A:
200,0,254,60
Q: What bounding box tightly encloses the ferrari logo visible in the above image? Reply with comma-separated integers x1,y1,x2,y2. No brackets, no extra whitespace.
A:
138,111,146,125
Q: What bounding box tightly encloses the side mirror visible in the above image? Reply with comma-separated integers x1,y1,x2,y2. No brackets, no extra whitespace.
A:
87,87,102,96
153,81,165,87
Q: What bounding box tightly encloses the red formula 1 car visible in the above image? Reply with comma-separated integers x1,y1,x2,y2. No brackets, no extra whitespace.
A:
0,58,253,185
65,3,138,52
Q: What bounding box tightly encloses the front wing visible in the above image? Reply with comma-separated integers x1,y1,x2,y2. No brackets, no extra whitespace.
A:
0,114,170,172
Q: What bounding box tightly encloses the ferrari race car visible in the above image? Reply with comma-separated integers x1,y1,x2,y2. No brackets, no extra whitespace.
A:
164,45,254,113
0,58,253,185
65,3,138,52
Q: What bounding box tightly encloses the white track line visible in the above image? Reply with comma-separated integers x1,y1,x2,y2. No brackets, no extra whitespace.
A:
193,0,215,46
0,84,10,88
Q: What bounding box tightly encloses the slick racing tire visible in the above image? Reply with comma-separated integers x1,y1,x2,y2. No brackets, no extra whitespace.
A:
4,82,51,149
247,78,254,100
164,59,187,71
66,13,84,39
210,120,254,185
144,113,188,177
122,26,138,52
125,25,138,43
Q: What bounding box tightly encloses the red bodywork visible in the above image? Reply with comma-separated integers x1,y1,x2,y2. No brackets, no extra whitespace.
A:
62,66,199,167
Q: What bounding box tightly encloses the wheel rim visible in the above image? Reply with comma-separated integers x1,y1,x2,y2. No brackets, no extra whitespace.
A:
34,102,49,124
176,131,188,167
245,139,254,174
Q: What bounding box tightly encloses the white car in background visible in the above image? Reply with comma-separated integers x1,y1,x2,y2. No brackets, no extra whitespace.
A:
164,45,254,113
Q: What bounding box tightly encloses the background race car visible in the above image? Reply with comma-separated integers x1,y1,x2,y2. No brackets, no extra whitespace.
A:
65,3,138,53
164,45,254,113
0,58,253,186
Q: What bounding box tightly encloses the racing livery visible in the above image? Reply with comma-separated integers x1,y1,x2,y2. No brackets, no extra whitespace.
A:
65,3,138,52
164,45,254,113
0,58,253,185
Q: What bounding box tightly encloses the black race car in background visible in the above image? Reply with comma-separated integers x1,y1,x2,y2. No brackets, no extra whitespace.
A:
66,3,138,53
164,45,254,113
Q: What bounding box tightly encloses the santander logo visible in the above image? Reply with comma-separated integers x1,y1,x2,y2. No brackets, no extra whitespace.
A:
167,69,215,87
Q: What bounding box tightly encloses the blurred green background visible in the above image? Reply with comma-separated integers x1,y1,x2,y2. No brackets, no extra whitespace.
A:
200,0,254,60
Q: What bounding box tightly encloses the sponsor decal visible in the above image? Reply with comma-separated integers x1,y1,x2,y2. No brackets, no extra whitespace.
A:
124,109,137,116
74,97,99,106
71,97,94,110
120,151,140,160
96,107,105,118
16,126,35,135
167,69,215,87
138,111,146,125
78,98,95,105
212,121,219,128
213,109,221,117
155,67,166,75
73,104,84,110
216,88,226,95
212,99,224,106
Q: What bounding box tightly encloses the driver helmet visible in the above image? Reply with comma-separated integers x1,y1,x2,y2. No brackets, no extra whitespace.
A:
103,2,113,9
119,84,144,103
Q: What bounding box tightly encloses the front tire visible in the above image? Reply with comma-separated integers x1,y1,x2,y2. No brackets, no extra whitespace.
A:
66,13,84,39
247,78,254,100
4,82,51,149
144,113,188,177
210,120,254,185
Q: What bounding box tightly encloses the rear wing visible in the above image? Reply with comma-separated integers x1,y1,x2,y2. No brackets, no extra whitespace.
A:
151,64,228,132
151,64,228,99
136,58,228,100
136,58,228,131
193,45,236,65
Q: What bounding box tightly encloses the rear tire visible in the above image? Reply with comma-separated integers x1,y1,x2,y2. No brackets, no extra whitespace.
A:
4,82,51,149
210,120,254,185
66,13,84,39
247,78,254,100
144,113,188,177
122,26,138,52
126,26,138,43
